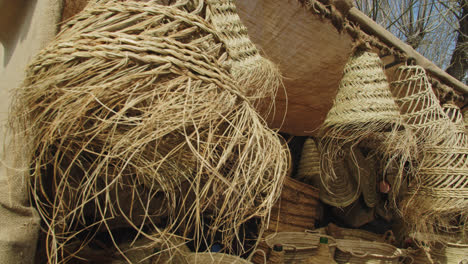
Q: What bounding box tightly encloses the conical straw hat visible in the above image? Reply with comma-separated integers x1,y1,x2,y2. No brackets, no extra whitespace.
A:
320,51,411,203
323,51,400,128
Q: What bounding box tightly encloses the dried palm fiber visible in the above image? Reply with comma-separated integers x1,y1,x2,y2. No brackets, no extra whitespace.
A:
392,66,468,241
334,239,406,264
320,51,412,205
203,0,281,103
264,232,337,263
183,252,252,263
297,138,363,207
8,0,290,263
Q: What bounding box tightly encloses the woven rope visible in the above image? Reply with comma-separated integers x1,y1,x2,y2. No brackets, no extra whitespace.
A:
320,51,412,204
9,1,289,263
392,66,468,240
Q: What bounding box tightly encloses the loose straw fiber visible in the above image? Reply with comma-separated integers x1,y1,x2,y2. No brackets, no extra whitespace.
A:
320,51,412,202
9,1,289,263
392,66,468,240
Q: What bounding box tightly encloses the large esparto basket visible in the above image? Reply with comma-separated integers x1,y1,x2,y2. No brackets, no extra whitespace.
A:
10,0,290,262
268,177,322,233
264,232,337,263
184,253,252,264
334,239,405,264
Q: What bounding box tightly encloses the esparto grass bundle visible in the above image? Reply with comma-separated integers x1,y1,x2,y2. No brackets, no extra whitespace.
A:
320,51,413,203
9,0,289,263
392,66,467,242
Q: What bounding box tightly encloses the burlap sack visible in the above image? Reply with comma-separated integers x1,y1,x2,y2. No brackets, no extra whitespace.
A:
0,0,62,263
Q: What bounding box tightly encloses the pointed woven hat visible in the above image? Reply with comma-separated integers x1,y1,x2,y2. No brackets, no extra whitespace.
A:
323,51,400,128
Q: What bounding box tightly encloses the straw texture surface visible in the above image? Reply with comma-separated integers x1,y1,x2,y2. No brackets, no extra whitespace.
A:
9,1,289,262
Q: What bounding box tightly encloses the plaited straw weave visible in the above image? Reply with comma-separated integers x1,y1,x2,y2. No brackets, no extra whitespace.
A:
184,253,252,263
393,66,467,241
297,137,321,186
320,51,412,203
264,232,337,263
334,239,405,264
390,66,455,151
205,0,281,102
9,1,289,263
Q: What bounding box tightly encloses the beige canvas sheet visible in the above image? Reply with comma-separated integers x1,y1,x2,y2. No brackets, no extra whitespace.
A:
0,0,62,263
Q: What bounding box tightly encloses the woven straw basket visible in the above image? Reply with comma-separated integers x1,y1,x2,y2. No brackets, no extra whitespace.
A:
264,232,337,263
392,66,468,237
11,0,290,262
184,253,252,263
268,177,321,233
327,224,394,244
334,239,405,264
